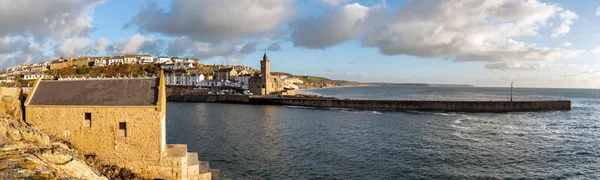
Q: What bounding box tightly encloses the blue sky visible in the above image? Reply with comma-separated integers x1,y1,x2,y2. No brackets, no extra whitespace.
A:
1,0,600,88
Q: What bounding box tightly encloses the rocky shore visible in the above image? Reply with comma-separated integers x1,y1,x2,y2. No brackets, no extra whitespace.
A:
0,96,143,179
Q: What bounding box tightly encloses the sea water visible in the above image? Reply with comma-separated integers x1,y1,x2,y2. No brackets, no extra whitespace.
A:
166,86,600,179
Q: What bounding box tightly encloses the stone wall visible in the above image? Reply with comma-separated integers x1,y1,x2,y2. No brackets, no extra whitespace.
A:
250,97,572,112
168,93,249,103
0,87,21,98
25,106,165,175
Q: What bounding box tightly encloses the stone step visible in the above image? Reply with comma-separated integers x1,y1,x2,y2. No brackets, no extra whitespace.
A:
164,144,187,158
187,152,199,166
199,161,211,174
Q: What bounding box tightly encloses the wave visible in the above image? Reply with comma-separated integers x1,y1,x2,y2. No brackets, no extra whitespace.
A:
284,105,316,109
341,110,383,115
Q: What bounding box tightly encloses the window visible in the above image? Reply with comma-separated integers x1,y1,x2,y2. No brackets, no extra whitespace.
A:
84,113,92,128
119,122,127,137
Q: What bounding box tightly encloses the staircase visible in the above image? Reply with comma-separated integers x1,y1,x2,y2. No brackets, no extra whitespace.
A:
162,144,212,180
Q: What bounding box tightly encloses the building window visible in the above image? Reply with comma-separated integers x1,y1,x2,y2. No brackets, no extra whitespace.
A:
84,113,92,128
119,122,127,137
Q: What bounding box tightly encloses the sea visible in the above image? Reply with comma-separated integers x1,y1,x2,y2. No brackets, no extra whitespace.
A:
166,86,600,179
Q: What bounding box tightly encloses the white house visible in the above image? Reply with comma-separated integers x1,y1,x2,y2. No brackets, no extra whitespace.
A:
0,77,15,83
161,62,175,70
184,58,199,64
185,74,204,86
108,56,124,66
94,58,108,67
23,72,53,80
171,57,183,63
138,55,153,64
165,74,205,86
199,80,224,87
173,62,194,70
156,56,171,64
232,76,250,90
124,55,138,64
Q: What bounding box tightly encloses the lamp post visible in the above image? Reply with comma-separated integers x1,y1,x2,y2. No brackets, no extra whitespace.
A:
510,82,513,102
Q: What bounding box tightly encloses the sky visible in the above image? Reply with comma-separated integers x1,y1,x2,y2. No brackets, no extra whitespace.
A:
1,0,600,88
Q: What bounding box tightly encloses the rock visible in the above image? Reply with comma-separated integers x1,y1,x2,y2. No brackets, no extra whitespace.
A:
36,134,52,149
40,150,73,165
21,130,37,143
6,129,21,141
0,122,7,136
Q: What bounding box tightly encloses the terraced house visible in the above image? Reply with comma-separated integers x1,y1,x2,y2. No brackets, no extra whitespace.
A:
24,71,213,179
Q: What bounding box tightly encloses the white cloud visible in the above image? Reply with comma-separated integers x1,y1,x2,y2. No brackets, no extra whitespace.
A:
360,0,580,70
596,7,600,17
290,3,371,49
0,0,104,40
93,38,110,53
126,0,295,43
265,42,283,52
551,10,577,38
106,34,163,55
593,46,600,54
0,36,29,54
0,37,47,69
0,0,104,69
320,0,348,6
563,42,572,47
54,37,91,57
166,37,259,63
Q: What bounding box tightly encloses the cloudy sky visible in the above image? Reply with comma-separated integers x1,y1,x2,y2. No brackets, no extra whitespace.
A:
1,0,600,88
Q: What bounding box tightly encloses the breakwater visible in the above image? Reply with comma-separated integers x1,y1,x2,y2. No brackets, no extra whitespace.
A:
250,97,571,112
166,93,571,112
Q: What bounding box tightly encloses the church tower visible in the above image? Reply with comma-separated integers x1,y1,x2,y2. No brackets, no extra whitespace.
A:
260,52,271,95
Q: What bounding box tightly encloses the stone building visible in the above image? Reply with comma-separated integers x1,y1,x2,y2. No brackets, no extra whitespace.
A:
249,53,284,95
214,68,237,81
24,71,213,179
30,65,48,72
74,57,91,67
49,58,74,70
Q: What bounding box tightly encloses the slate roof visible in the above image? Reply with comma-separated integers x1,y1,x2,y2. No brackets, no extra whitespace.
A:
28,78,159,106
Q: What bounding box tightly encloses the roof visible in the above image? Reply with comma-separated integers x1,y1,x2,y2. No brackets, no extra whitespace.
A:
24,72,46,75
217,68,235,72
28,78,159,106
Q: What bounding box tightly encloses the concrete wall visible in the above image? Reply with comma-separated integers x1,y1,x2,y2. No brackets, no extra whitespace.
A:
168,94,249,103
250,97,572,112
25,106,164,172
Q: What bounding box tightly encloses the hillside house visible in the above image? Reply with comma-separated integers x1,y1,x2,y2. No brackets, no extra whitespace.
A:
156,56,171,64
214,68,237,81
23,72,53,80
108,56,124,66
124,55,138,64
139,55,153,64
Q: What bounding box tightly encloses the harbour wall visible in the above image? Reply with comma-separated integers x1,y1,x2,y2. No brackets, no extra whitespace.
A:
249,97,571,112
168,93,249,103
167,93,571,112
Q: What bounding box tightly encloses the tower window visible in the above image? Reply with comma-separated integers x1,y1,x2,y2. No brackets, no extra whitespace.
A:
119,122,127,137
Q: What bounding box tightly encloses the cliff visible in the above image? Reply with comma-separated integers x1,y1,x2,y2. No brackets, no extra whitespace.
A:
0,96,142,179
292,76,360,89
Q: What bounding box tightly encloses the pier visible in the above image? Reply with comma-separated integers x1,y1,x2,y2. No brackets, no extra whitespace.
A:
166,94,572,112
